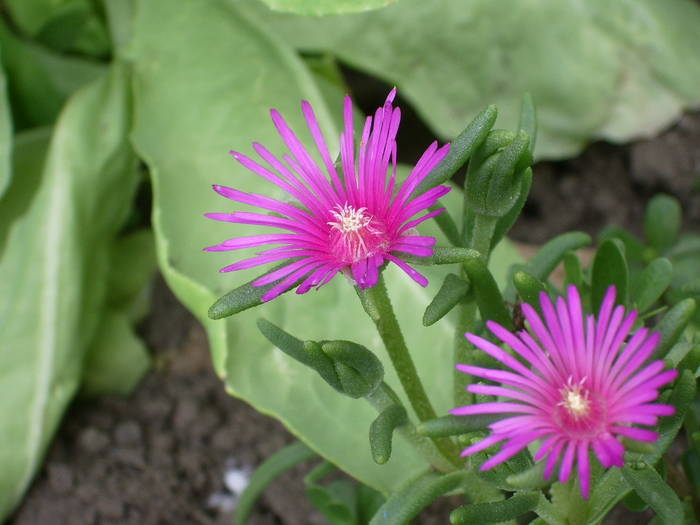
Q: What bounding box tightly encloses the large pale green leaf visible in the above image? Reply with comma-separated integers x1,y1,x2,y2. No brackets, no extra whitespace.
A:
131,0,524,494
259,0,397,16
81,228,157,398
5,0,110,56
0,47,11,198
0,20,104,128
252,0,700,159
0,64,137,519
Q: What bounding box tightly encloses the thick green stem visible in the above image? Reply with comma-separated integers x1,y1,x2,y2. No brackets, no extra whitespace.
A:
366,383,456,472
357,276,461,466
453,213,498,406
470,213,498,261
453,298,477,406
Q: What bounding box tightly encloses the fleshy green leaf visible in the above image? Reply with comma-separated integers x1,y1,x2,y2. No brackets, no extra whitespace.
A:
591,239,629,311
504,231,591,302
236,441,317,525
513,270,547,314
370,404,407,464
414,104,497,196
369,471,466,525
622,466,683,525
259,0,398,16
642,370,695,464
631,257,672,312
423,273,470,327
652,299,697,359
417,414,500,438
252,0,700,159
645,194,682,254
587,469,631,525
462,253,513,329
450,492,539,525
0,64,137,519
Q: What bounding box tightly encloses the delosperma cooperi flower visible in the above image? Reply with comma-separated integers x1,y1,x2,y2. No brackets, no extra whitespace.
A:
451,285,678,498
205,89,451,302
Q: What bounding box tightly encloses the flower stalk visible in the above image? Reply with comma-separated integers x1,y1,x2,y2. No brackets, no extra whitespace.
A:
357,275,461,466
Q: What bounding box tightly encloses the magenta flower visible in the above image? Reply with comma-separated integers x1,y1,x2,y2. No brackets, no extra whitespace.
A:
451,286,678,498
206,89,450,302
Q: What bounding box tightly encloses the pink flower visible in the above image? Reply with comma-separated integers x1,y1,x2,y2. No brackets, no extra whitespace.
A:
451,286,678,498
206,89,450,302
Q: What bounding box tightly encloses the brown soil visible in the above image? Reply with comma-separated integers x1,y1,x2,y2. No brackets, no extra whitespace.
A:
9,90,700,523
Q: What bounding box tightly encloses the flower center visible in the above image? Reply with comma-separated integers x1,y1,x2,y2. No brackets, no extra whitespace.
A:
327,204,389,263
552,376,609,439
558,377,591,419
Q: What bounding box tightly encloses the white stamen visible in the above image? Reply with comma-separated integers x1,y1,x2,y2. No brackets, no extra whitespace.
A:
558,376,590,419
328,204,385,262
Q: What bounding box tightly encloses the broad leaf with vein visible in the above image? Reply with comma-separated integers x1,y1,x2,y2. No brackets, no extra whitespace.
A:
131,0,522,493
252,0,700,159
0,64,137,518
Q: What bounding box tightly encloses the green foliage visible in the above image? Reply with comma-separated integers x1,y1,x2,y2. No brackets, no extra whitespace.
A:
0,20,104,128
0,54,11,198
622,466,683,524
369,471,467,525
259,0,398,15
0,64,138,518
304,462,386,525
423,273,470,327
417,414,500,438
645,194,682,254
250,0,700,159
370,405,407,464
80,312,150,397
450,492,539,524
235,441,317,525
591,239,629,310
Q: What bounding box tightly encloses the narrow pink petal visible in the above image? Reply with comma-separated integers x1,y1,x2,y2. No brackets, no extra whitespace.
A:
467,384,542,406
450,402,536,416
558,441,576,483
397,208,445,234
460,434,505,457
480,432,544,470
252,257,322,286
456,364,541,392
384,254,428,286
301,100,347,201
577,441,591,498
204,233,298,252
534,435,559,462
544,440,565,479
269,109,339,206
261,261,321,301
611,426,659,442
592,439,613,468
296,263,339,294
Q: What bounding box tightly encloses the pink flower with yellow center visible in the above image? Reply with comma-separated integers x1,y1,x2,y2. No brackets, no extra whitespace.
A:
451,285,678,498
206,89,450,302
